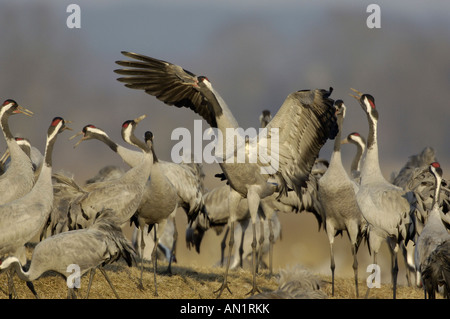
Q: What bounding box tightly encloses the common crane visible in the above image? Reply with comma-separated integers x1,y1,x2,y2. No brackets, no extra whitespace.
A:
0,99,34,205
114,52,338,296
0,117,70,298
71,121,204,295
0,209,136,299
416,162,450,299
350,89,416,299
317,100,368,298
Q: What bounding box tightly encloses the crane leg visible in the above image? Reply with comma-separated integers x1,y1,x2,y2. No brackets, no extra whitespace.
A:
326,223,336,297
215,221,235,298
364,252,378,299
390,246,399,299
25,281,39,299
7,270,17,299
215,190,241,298
238,219,249,268
246,187,262,296
67,287,77,299
330,242,336,297
167,212,178,274
268,218,274,277
351,244,359,298
85,268,96,299
137,221,146,290
151,219,167,296
256,218,265,274
99,267,120,299
220,226,230,267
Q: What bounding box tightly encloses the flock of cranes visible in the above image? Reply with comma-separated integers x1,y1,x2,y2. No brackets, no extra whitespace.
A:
0,51,449,299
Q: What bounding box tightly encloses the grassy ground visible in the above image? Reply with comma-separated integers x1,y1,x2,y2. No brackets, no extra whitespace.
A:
0,211,436,300
1,256,429,300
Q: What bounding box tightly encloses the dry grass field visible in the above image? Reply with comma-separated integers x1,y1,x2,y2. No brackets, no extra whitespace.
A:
0,256,428,300
0,186,442,302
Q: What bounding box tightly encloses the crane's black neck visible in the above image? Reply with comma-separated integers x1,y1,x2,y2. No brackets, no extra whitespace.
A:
95,133,118,154
133,136,151,154
150,143,158,163
351,142,364,174
0,113,14,140
17,140,31,158
366,109,379,150
123,125,151,154
44,136,57,167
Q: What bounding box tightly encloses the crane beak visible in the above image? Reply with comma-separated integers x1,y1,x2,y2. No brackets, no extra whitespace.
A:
14,105,34,117
69,131,86,148
341,137,349,145
0,149,10,166
349,88,363,101
134,114,147,123
62,120,73,132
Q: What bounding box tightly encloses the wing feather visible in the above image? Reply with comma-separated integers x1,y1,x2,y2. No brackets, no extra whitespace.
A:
115,52,217,127
260,88,338,196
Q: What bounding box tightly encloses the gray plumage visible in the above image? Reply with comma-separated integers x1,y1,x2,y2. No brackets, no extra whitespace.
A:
318,100,367,298
392,146,437,189
186,184,282,272
55,115,153,230
187,110,324,276
341,131,366,181
0,100,35,205
248,264,327,299
390,146,438,287
187,111,282,273
0,117,69,258
402,155,450,231
0,209,136,299
115,52,339,296
72,121,204,295
416,162,450,299
85,165,126,184
350,89,416,299
0,117,69,298
131,215,177,263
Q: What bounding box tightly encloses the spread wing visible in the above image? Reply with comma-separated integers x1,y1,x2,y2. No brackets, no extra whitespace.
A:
258,88,338,196
114,51,217,127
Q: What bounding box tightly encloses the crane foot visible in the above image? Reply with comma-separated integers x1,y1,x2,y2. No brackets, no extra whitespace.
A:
214,281,232,299
245,285,261,296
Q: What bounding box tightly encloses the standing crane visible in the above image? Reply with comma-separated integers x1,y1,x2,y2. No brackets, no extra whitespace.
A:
390,146,438,287
0,116,71,298
186,110,282,274
349,89,416,299
70,121,203,295
317,100,368,298
114,52,338,296
83,165,178,266
54,115,153,230
416,162,450,299
0,99,34,205
0,209,136,299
